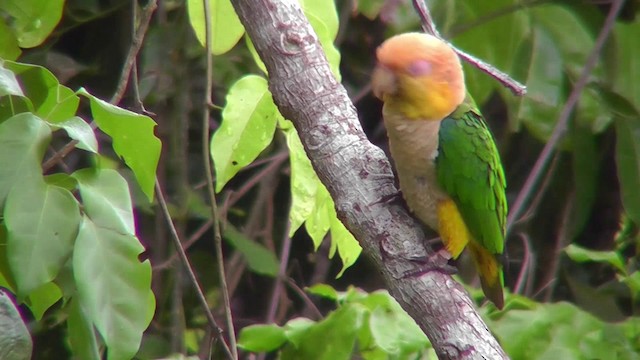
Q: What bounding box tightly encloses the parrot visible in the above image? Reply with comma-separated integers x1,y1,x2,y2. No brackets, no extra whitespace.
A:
371,32,507,309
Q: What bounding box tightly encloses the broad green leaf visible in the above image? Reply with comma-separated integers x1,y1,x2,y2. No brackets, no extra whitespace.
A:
51,116,98,153
238,324,287,352
245,36,267,74
223,225,279,277
453,0,529,104
0,0,64,48
26,282,62,320
299,0,339,40
281,304,365,360
79,88,161,201
0,290,32,360
369,304,428,354
564,244,626,274
0,21,21,61
285,127,319,235
614,116,640,225
4,61,79,123
306,283,339,301
620,271,640,302
609,22,640,112
212,75,278,191
0,113,50,209
73,215,154,360
44,173,78,192
67,299,101,360
331,215,361,277
0,95,33,122
187,0,245,55
300,1,341,80
532,4,596,79
356,0,385,20
0,225,16,292
5,179,81,298
283,317,316,348
0,61,24,97
304,184,332,249
576,87,613,134
516,28,564,141
567,124,598,241
73,169,135,235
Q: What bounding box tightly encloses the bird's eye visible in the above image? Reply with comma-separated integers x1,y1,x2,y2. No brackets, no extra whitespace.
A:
407,60,432,76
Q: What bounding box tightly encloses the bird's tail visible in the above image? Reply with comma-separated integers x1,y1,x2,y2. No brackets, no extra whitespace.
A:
468,241,504,309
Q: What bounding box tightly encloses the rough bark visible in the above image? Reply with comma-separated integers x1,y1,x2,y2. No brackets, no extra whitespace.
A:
230,1,508,359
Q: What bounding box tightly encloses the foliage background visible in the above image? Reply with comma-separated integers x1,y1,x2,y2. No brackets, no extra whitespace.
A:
0,0,639,358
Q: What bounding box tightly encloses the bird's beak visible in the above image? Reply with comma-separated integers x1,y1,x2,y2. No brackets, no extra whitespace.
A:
371,65,396,100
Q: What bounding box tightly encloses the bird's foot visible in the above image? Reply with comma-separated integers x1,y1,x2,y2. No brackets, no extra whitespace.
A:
402,249,457,278
371,190,404,206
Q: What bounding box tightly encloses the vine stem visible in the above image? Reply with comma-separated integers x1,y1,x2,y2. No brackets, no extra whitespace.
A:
506,0,624,234
155,181,234,359
202,0,238,358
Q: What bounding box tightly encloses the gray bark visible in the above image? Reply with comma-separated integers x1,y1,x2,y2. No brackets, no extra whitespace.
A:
230,0,508,359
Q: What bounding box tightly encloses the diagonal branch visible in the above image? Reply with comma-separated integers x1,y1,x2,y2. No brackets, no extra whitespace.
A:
230,0,507,358
412,0,527,96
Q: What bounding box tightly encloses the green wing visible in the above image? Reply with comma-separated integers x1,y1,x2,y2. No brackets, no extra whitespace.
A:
436,101,507,255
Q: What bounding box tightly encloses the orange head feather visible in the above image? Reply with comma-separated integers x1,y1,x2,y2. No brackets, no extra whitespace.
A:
371,33,466,121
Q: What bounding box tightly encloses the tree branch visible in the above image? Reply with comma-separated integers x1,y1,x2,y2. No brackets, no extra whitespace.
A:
230,0,507,358
412,0,527,96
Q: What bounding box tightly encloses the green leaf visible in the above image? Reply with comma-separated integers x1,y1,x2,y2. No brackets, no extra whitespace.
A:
0,113,50,210
67,299,101,360
331,215,361,278
614,115,640,225
73,168,135,235
79,88,161,201
356,0,385,20
0,0,65,48
44,173,78,191
516,27,564,141
304,184,332,249
238,324,287,352
26,282,62,320
51,116,98,153
532,4,595,79
300,1,341,80
609,21,640,112
306,283,339,301
73,215,154,360
223,225,279,277
564,244,626,274
0,61,24,97
285,126,319,235
4,61,80,123
0,225,16,292
211,75,278,191
620,271,640,302
187,0,245,55
0,21,21,61
5,179,80,298
281,304,365,360
0,290,32,360
452,0,529,104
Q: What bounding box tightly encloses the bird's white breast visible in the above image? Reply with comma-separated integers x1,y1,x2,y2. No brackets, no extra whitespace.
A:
383,109,450,231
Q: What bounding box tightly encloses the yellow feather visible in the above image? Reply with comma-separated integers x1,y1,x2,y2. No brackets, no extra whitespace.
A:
437,199,470,259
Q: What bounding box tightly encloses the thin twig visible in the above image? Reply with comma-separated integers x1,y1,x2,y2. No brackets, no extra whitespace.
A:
110,0,158,104
286,279,323,320
266,221,293,323
506,0,624,235
202,0,238,357
42,140,79,172
155,181,234,359
412,0,527,96
513,232,532,295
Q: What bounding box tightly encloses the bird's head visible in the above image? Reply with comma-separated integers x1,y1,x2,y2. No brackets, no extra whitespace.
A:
372,33,466,121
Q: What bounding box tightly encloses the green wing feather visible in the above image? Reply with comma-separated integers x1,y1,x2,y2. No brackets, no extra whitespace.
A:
436,98,507,255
